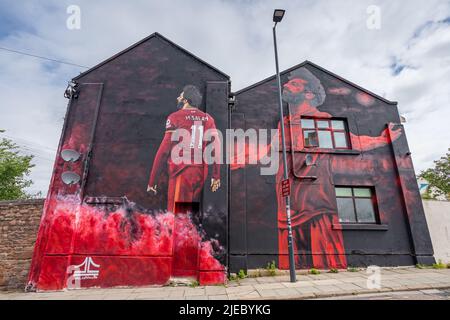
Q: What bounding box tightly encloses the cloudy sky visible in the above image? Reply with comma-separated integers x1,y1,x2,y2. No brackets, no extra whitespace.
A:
0,0,449,195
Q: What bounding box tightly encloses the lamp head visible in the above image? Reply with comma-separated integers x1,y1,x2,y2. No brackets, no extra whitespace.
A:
273,9,285,23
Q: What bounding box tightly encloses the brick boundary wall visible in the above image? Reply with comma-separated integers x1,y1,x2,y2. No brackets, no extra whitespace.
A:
0,199,44,291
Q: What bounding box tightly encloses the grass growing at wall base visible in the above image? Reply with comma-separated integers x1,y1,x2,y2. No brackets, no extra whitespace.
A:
309,268,320,275
266,261,277,276
238,269,247,279
432,260,447,269
328,268,339,273
416,260,450,269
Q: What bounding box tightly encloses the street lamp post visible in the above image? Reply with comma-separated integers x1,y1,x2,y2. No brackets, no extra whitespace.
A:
272,9,296,283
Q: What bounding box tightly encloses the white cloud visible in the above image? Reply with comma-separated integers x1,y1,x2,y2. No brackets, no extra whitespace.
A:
0,0,449,195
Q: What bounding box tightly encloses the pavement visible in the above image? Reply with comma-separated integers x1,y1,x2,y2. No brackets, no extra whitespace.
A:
1,267,449,300
320,288,450,300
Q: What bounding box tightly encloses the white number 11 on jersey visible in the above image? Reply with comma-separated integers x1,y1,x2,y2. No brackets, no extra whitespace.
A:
190,124,204,149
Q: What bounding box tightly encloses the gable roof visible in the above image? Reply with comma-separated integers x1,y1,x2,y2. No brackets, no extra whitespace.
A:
234,60,397,105
73,32,230,80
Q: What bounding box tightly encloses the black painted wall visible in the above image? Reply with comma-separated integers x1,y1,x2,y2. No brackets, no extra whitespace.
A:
230,61,434,271
30,33,434,288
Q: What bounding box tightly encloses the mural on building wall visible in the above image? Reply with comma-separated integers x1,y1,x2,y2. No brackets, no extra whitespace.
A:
147,85,222,278
277,68,401,269
28,85,226,291
230,63,434,271
27,34,229,291
27,33,435,290
147,85,221,212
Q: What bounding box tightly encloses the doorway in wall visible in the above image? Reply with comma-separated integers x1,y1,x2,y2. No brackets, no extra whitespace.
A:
171,202,201,279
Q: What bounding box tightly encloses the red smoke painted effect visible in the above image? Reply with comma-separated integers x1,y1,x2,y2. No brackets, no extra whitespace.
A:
229,123,402,171
328,87,352,95
32,195,225,290
76,202,173,256
356,92,375,106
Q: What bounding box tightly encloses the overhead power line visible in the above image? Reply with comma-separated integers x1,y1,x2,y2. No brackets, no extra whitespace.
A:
1,134,57,153
0,133,57,162
19,150,54,163
0,46,89,68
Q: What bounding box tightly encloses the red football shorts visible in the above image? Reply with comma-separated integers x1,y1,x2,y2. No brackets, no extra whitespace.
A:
167,166,206,213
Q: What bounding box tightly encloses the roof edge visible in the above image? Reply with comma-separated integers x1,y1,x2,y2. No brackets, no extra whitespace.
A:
234,60,397,105
73,32,230,80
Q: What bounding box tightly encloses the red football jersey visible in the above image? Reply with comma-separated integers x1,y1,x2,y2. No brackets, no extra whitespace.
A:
148,108,221,188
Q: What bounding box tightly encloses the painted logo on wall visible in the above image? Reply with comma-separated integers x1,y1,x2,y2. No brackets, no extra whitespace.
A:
70,257,101,280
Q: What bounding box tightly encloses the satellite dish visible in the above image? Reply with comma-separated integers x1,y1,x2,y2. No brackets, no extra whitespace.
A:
61,149,81,162
61,171,81,185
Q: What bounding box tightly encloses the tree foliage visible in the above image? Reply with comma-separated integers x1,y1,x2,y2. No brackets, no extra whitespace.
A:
419,148,450,200
0,131,35,200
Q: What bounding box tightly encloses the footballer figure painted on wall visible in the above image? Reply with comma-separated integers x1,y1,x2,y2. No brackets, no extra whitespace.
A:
277,67,401,270
147,85,221,213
